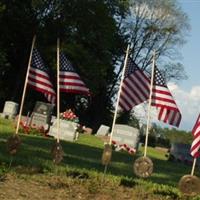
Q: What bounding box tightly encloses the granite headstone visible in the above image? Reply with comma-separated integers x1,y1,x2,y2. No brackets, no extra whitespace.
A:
96,125,110,136
2,101,19,119
30,101,54,128
112,124,140,152
48,120,78,142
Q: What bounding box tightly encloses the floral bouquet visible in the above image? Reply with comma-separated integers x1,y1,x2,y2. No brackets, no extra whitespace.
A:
60,109,79,123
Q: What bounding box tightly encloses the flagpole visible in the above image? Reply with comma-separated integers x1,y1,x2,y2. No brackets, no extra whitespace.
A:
15,35,36,134
191,158,197,176
109,44,130,145
144,50,156,157
56,38,60,143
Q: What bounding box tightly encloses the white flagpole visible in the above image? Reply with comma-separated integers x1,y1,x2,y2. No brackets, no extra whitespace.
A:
15,35,36,134
109,44,130,145
191,158,197,176
56,38,60,143
144,50,156,157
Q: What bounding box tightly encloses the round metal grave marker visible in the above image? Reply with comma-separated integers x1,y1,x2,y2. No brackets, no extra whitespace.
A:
7,134,21,155
101,144,112,165
178,175,200,196
133,156,153,178
51,142,64,164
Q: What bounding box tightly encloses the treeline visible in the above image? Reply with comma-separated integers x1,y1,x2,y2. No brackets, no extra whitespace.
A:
140,126,193,148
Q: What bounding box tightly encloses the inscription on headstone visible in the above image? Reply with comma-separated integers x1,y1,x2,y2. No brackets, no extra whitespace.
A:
112,124,140,153
30,101,54,128
48,120,78,142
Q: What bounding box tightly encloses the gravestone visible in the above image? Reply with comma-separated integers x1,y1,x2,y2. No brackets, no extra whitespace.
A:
30,101,54,128
96,125,110,136
2,101,19,119
48,120,78,141
112,124,140,153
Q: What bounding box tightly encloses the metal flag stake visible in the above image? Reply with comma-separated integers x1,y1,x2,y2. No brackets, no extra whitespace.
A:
133,50,156,178
7,35,36,155
51,38,64,164
101,45,130,174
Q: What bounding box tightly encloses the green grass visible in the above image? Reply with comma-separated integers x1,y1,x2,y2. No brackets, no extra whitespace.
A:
1,118,200,199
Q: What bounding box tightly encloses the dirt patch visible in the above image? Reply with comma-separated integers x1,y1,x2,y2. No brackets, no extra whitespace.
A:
0,173,176,200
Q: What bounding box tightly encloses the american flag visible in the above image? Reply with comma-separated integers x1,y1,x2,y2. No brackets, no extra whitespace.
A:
59,52,90,95
119,58,150,111
190,114,200,158
151,67,181,127
28,48,56,104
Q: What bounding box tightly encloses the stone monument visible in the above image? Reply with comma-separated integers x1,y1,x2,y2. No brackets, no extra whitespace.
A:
30,101,54,129
1,101,19,119
96,125,110,136
112,124,140,153
48,120,78,142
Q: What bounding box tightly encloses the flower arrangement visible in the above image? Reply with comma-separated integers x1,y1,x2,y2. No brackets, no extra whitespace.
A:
60,109,79,123
112,140,136,155
18,121,47,136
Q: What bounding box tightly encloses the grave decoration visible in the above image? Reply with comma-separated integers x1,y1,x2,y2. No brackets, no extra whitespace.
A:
7,134,21,155
101,144,112,165
60,109,79,123
178,114,200,196
51,141,64,164
133,157,153,178
101,45,130,170
179,175,200,197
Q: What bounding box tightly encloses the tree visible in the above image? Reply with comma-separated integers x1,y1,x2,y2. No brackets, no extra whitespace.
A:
163,128,193,144
0,0,128,132
112,0,189,125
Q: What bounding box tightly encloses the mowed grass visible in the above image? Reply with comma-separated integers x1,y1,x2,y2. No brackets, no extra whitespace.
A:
0,118,200,199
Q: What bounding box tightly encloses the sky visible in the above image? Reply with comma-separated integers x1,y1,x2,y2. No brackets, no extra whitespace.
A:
168,0,200,131
134,0,200,131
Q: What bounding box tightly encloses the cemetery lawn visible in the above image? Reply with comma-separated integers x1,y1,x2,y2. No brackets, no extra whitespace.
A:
0,118,200,200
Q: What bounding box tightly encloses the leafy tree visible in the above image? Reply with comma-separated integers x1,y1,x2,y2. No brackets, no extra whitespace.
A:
116,110,140,128
114,0,189,125
0,0,127,132
163,128,193,144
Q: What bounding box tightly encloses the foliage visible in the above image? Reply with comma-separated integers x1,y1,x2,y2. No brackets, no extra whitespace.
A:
116,110,140,128
139,124,192,148
162,127,193,144
124,0,189,72
0,0,128,132
18,121,47,137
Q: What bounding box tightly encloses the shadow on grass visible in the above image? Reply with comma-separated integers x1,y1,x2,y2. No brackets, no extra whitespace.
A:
0,133,196,187
149,157,196,186
0,133,134,175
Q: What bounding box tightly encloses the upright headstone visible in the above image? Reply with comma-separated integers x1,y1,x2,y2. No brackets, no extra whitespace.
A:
30,101,54,128
48,120,78,142
2,101,19,119
112,124,140,153
96,125,110,136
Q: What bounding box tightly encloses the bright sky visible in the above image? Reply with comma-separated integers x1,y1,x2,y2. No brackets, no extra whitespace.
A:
168,0,200,131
